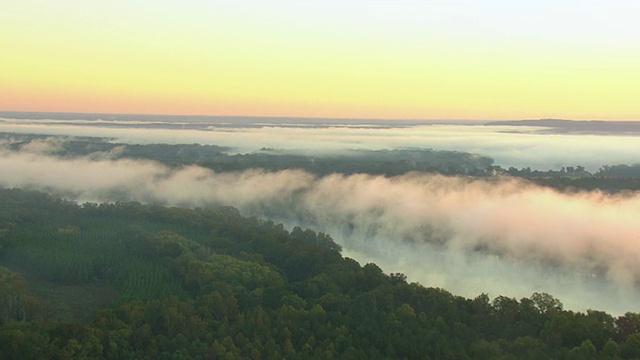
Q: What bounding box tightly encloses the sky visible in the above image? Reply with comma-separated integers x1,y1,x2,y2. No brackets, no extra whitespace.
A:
1,1,640,120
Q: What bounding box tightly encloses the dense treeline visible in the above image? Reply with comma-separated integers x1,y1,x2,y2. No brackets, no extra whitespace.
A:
0,133,497,176
1,188,640,358
4,134,640,193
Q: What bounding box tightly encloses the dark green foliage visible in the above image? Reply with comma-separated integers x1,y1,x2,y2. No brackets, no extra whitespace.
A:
596,165,640,179
1,133,495,177
0,187,638,359
7,134,640,196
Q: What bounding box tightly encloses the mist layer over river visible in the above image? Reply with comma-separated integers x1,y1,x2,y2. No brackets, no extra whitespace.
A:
2,114,640,314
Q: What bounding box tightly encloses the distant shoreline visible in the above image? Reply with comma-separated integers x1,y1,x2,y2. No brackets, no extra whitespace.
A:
485,119,640,135
3,111,640,136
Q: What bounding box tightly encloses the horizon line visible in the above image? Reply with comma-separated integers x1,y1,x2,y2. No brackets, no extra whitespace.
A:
2,110,640,123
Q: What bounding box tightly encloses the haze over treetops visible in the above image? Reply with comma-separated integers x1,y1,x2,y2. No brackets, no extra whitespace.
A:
1,1,639,120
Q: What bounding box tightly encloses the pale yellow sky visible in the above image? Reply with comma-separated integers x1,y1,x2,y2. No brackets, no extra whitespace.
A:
1,1,639,120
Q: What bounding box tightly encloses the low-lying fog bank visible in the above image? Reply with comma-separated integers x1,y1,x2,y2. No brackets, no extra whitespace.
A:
2,117,640,171
2,150,640,314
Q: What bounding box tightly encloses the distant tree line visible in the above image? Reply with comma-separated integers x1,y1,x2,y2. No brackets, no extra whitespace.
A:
0,133,496,177
5,133,640,189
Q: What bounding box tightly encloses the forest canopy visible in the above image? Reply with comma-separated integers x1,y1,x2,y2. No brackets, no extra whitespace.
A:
1,187,640,359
